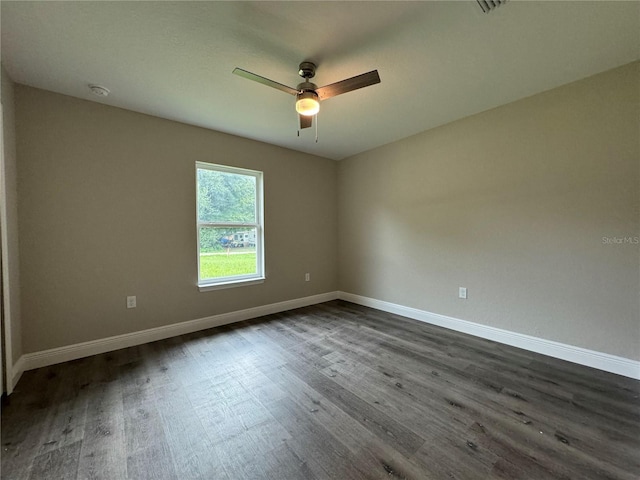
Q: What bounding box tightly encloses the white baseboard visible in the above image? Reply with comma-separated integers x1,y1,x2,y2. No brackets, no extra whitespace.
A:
338,291,640,380
10,355,25,392
13,291,338,386
11,290,638,390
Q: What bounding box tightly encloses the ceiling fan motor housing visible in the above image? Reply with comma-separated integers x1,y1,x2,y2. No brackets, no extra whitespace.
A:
297,81,317,93
298,61,316,79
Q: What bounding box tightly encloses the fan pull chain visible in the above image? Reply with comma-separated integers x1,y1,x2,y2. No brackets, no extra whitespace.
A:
315,114,318,143
296,96,300,137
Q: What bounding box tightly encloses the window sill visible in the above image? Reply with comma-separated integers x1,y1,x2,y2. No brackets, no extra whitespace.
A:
198,277,265,292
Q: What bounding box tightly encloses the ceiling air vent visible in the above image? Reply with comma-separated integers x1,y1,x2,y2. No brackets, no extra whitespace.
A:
477,0,506,13
88,84,110,97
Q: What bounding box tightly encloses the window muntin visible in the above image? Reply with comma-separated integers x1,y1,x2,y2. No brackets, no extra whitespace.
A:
196,162,264,288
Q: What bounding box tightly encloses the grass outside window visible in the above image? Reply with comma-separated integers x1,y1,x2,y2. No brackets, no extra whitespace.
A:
199,252,257,279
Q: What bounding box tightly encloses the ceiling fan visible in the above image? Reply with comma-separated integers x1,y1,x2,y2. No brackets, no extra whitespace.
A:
233,62,381,130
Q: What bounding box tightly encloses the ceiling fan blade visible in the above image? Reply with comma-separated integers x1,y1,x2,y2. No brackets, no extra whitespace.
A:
299,114,312,129
233,68,299,96
316,70,380,101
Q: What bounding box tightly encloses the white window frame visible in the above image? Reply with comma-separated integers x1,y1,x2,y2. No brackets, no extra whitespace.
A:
196,162,264,291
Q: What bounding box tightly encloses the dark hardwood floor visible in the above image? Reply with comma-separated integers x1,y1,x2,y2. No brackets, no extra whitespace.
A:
2,300,639,479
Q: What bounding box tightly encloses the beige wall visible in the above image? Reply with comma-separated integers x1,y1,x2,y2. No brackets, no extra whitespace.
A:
338,62,640,361
16,86,337,353
1,64,22,366
12,62,640,363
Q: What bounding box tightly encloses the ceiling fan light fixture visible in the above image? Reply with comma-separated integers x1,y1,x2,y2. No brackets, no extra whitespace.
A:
296,91,319,116
233,62,380,131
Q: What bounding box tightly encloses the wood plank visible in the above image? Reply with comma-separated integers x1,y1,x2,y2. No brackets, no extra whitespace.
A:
153,382,230,480
265,396,372,480
123,399,178,479
28,440,82,480
75,379,127,480
256,361,431,480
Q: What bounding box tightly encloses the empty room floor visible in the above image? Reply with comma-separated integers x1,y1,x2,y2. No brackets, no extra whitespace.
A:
2,300,639,479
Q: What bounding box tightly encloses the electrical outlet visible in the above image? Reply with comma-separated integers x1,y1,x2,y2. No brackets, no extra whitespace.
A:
459,287,467,299
127,296,137,308
305,273,310,282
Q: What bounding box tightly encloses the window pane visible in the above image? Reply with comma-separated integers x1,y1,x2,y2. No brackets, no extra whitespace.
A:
197,168,256,223
199,227,257,280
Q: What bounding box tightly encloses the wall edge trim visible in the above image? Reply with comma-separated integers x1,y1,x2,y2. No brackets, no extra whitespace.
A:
338,291,640,380
10,355,25,391
12,291,339,388
13,290,638,390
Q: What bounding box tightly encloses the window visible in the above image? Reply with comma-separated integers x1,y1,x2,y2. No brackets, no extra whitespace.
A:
196,162,264,290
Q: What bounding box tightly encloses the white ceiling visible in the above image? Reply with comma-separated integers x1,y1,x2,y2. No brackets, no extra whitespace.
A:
2,1,639,160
